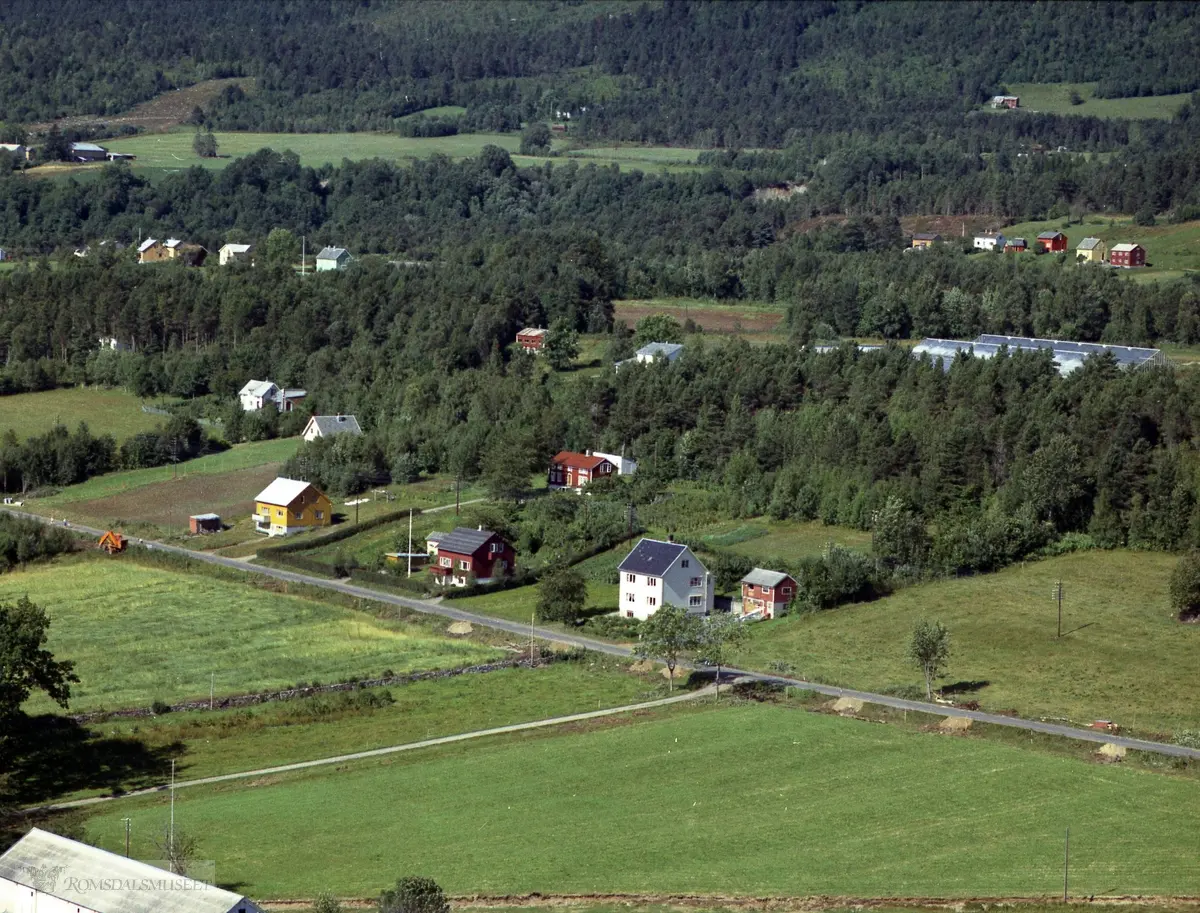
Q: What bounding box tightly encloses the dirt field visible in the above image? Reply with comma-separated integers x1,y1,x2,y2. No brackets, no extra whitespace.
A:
613,301,786,337
27,78,255,135
64,464,279,530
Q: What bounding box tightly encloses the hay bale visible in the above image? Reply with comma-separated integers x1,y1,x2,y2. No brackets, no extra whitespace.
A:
629,659,656,674
939,716,973,732
1098,742,1127,761
831,697,864,715
447,621,473,636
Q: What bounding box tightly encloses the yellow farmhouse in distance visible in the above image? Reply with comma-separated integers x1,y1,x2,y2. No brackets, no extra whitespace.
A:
252,477,332,536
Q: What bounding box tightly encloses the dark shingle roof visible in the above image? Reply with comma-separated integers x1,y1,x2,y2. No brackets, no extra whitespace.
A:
618,538,687,576
437,527,498,556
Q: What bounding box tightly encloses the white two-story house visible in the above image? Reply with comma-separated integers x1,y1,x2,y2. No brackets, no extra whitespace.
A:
617,538,714,620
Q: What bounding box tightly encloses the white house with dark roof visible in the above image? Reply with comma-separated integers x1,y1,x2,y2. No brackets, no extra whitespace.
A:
0,828,262,913
219,243,253,265
315,247,351,271
238,379,306,412
973,232,1006,252
617,538,713,620
302,414,363,441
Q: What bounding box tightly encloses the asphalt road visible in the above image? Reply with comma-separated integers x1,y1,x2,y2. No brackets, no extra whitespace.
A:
9,508,1200,761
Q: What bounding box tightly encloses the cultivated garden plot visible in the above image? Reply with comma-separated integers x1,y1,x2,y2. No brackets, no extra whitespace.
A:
82,701,1200,898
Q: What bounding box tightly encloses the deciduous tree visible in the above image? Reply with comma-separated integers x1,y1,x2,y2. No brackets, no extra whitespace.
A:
536,566,587,624
695,613,748,701
907,619,950,700
635,603,701,692
0,596,78,720
379,877,449,913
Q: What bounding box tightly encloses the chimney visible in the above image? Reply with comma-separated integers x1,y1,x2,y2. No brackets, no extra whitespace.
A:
478,525,483,531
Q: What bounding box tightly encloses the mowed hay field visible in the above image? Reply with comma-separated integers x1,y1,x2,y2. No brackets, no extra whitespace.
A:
6,557,499,711
996,82,1193,119
998,216,1200,275
736,550,1200,734
85,702,1200,898
0,387,167,441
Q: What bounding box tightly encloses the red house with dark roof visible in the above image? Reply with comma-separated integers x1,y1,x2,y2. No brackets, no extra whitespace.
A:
429,526,515,587
517,327,548,353
1036,231,1068,253
548,451,616,491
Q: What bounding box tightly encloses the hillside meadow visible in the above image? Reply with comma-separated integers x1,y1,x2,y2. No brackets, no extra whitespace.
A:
83,701,1200,898
997,216,1200,276
994,82,1193,119
736,549,1198,735
0,387,168,442
5,556,499,712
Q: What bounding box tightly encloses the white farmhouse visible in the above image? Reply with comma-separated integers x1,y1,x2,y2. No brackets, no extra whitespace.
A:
219,243,253,265
238,379,306,412
973,233,1006,252
617,538,713,620
0,828,262,913
315,247,351,271
302,414,363,441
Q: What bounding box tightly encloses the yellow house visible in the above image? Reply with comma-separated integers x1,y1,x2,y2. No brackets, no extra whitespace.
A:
911,232,942,249
252,477,332,536
1077,237,1107,263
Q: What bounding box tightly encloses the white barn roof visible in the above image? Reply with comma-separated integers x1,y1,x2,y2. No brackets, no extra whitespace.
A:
254,477,315,506
0,828,258,913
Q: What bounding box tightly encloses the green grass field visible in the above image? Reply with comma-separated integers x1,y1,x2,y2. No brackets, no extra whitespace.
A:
0,387,169,442
989,83,1192,119
736,549,1200,734
83,701,1200,898
5,556,499,712
87,659,661,789
696,518,873,562
997,215,1200,275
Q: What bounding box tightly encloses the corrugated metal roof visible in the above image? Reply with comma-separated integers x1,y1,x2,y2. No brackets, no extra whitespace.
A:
316,247,348,260
914,335,1163,375
1111,242,1143,252
1037,231,1065,240
618,538,688,576
0,828,256,913
1077,237,1103,250
518,327,547,338
190,513,221,521
636,342,683,358
742,568,791,587
69,142,106,152
254,477,316,507
426,530,448,543
137,238,158,253
238,379,275,397
436,526,499,555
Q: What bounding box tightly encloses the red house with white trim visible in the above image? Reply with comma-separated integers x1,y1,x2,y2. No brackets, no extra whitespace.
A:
1110,243,1146,268
517,327,548,352
548,451,616,491
429,527,515,587
740,568,797,620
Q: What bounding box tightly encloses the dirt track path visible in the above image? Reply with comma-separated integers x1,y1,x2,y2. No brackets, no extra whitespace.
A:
35,688,710,812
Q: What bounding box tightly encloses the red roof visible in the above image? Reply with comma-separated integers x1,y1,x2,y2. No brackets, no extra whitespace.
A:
551,451,611,471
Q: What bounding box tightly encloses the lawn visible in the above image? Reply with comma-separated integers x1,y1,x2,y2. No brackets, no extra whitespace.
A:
83,700,1200,898
0,387,169,442
84,659,662,789
6,556,499,712
996,216,1200,276
613,298,787,343
695,518,873,562
993,83,1192,120
735,549,1200,734
453,580,620,627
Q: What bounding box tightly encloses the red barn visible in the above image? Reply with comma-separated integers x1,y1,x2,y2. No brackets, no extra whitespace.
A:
1036,231,1068,253
549,451,616,491
429,527,515,587
1110,243,1146,268
516,327,547,353
1004,237,1028,253
740,568,797,620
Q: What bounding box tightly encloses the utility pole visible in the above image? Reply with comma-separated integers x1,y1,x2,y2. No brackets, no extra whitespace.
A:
355,496,360,526
407,508,413,578
209,672,214,711
1054,581,1064,638
530,612,535,667
169,759,176,855
1063,826,1070,902
455,475,461,515
122,817,131,857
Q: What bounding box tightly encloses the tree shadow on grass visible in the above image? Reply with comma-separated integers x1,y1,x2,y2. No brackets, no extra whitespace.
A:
1,713,182,807
941,679,991,695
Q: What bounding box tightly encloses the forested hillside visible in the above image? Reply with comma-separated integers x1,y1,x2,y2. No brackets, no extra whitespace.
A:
3,0,1199,139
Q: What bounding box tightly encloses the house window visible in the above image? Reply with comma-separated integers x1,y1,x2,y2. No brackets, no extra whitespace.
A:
782,586,792,596
689,596,703,607
440,557,452,567
316,510,324,520
626,611,634,618
681,559,690,568
648,577,658,587
690,577,702,587
491,543,503,553
762,586,772,595
458,560,470,571
626,573,636,583
626,592,635,603
276,508,284,518
646,596,657,606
